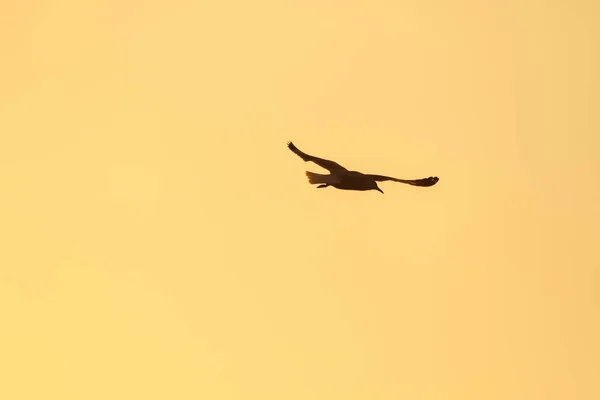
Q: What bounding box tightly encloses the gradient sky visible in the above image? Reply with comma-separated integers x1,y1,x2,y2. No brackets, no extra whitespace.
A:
1,1,599,399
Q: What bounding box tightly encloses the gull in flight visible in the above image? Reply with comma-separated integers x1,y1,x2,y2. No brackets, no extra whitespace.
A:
287,141,439,194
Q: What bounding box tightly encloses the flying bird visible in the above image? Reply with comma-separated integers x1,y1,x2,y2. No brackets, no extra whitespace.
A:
287,141,439,194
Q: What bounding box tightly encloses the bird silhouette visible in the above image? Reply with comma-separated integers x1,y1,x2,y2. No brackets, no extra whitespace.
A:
287,141,439,194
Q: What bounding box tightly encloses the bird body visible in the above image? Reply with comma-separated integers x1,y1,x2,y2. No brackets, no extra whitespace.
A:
307,170,378,191
288,141,439,194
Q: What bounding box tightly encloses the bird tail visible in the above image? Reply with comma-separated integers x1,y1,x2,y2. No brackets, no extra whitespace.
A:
305,171,334,185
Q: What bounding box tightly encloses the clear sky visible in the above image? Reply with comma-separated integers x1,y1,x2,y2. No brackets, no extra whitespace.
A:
1,1,599,399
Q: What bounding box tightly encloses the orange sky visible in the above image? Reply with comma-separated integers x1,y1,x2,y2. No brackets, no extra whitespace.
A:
1,1,599,399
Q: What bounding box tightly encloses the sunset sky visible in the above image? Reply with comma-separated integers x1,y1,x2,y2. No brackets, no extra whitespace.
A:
1,1,599,399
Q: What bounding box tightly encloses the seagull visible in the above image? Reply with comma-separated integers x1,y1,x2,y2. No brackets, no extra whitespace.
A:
287,141,439,194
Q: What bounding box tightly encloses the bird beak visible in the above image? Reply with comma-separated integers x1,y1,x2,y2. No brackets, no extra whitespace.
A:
376,188,384,194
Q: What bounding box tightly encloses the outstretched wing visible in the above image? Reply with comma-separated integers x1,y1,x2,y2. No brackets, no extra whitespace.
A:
367,175,439,187
287,141,348,173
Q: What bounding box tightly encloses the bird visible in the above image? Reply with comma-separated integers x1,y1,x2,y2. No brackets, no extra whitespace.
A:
287,141,439,194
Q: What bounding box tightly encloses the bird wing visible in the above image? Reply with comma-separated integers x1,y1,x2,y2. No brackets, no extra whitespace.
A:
367,175,439,187
287,141,348,173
